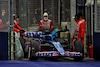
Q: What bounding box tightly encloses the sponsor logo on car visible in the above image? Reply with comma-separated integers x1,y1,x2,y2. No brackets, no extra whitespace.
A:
26,32,42,37
67,52,82,56
36,52,54,56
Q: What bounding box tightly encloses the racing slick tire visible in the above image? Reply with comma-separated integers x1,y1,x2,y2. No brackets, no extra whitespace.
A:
74,40,84,61
29,40,39,60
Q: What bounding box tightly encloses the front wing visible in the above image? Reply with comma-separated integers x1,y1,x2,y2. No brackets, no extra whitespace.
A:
35,51,82,57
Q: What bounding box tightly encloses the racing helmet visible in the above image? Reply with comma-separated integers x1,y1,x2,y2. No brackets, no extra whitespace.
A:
43,12,48,21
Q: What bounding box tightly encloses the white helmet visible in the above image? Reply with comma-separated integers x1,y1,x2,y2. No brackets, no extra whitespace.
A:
43,12,48,21
13,14,16,16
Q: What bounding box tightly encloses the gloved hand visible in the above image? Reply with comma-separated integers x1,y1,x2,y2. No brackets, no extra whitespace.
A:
73,36,77,40
81,37,83,40
73,36,75,39
20,30,25,37
20,30,25,33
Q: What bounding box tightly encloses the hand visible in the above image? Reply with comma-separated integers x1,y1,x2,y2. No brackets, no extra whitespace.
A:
20,30,25,35
20,30,25,37
81,37,83,40
20,30,25,33
73,36,77,40
77,38,81,41
73,36,75,39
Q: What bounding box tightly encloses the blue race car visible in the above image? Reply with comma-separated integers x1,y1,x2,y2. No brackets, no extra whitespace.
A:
23,28,84,61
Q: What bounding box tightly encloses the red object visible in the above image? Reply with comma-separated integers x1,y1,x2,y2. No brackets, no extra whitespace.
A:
74,19,86,47
0,22,4,29
0,19,4,29
39,20,54,31
77,19,86,44
89,45,93,58
13,20,22,33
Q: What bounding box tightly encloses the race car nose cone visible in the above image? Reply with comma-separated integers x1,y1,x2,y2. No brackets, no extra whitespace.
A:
60,51,65,55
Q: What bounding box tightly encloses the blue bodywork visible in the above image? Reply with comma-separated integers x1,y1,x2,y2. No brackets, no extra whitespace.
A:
45,41,65,55
39,28,65,55
25,28,65,55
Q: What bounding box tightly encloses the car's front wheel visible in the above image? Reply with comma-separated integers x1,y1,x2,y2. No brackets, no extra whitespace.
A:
74,40,84,61
29,40,40,60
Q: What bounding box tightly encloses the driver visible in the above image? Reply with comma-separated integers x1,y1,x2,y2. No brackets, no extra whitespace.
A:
39,12,54,32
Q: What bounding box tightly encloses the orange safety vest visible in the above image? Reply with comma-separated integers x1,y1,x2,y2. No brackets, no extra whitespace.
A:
0,22,4,29
0,19,4,29
74,19,86,44
13,20,22,33
39,19,54,31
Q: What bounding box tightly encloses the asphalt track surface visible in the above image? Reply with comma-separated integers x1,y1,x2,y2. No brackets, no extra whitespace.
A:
0,57,100,67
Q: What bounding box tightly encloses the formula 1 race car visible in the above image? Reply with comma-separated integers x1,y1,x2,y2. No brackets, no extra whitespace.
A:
22,28,84,61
